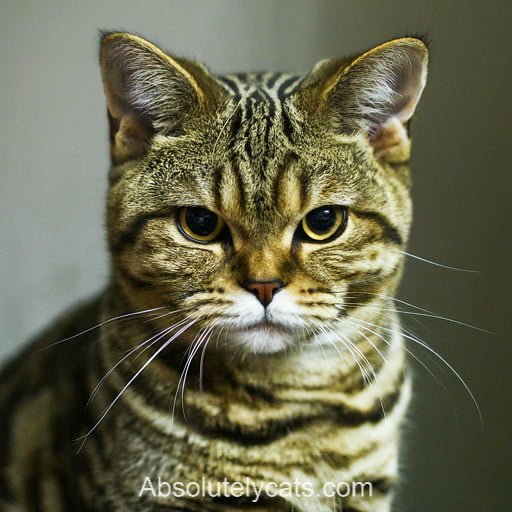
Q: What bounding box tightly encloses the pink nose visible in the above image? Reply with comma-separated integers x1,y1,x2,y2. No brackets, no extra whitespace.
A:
244,279,283,307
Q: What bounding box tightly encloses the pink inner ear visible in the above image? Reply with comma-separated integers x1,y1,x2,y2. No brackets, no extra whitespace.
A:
369,117,410,159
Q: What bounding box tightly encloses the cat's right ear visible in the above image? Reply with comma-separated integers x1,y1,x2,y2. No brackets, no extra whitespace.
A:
100,32,223,163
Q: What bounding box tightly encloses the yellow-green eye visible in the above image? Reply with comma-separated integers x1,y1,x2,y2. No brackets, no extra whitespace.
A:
300,205,347,242
177,207,225,243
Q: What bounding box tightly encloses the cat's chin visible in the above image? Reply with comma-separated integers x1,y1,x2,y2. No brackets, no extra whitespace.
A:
229,324,295,354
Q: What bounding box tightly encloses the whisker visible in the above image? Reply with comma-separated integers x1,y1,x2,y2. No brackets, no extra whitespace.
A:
88,327,171,407
199,326,220,392
323,290,490,333
141,306,191,324
344,319,461,428
398,250,478,273
336,327,386,417
322,324,387,419
213,97,243,153
344,321,388,366
75,317,199,451
339,290,435,314
41,306,167,351
173,325,206,422
87,313,194,407
341,301,490,333
321,325,371,384
173,326,212,423
348,316,483,424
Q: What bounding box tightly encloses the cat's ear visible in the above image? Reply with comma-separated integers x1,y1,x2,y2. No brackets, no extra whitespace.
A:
300,37,428,161
99,32,224,163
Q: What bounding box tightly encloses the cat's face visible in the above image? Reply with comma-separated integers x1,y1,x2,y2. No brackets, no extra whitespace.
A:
101,33,427,354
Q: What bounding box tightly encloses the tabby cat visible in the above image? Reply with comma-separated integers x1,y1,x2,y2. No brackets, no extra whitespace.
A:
0,32,428,511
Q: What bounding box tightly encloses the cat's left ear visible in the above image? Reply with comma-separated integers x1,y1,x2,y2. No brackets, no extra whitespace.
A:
299,37,428,161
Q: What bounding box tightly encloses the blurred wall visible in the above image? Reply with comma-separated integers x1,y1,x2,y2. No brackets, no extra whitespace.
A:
0,1,510,510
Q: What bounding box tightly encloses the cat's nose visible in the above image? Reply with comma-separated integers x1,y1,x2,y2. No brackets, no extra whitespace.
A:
244,279,284,307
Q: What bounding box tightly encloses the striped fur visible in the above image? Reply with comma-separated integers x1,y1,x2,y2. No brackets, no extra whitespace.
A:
0,33,428,511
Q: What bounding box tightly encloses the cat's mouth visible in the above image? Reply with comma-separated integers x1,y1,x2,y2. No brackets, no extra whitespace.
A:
236,319,294,335
237,319,292,335
226,318,298,354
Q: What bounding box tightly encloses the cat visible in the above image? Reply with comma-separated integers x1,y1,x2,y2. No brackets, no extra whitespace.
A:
0,32,428,511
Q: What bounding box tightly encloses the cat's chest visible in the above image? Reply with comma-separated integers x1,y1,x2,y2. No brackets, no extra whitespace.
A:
91,328,406,509
100,413,351,510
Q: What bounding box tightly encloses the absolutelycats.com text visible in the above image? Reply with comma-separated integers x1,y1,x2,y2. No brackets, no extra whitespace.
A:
139,476,373,501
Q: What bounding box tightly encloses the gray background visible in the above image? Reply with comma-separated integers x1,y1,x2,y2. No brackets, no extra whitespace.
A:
0,1,510,510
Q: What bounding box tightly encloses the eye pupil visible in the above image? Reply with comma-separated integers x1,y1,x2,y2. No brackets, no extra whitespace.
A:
306,207,336,234
299,205,347,242
178,206,225,243
185,207,218,236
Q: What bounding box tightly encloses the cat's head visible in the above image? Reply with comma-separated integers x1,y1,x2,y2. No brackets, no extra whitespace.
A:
100,32,428,354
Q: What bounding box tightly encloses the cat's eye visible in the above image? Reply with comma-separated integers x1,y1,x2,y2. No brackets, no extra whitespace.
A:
298,205,348,242
177,207,225,243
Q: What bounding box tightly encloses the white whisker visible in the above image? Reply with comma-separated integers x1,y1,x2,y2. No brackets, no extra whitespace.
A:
75,317,199,451
87,312,193,406
41,306,167,350
398,250,478,273
199,326,219,392
348,316,483,424
346,319,461,427
341,301,490,333
172,326,212,423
